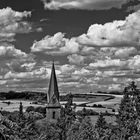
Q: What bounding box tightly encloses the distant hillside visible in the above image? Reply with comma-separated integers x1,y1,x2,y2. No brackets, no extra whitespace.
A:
0,91,114,103
0,91,47,102
97,91,123,95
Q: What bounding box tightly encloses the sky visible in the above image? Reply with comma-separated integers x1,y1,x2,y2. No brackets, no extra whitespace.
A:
0,0,140,93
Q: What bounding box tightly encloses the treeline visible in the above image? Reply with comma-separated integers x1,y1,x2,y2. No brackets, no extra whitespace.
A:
97,90,123,95
0,91,46,102
73,93,113,98
0,91,114,102
0,91,67,102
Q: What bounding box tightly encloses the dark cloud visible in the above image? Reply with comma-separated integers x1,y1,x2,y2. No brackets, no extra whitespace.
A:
122,0,140,12
0,0,44,11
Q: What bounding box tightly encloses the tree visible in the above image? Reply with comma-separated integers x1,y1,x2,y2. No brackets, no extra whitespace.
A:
67,116,98,140
95,113,108,138
0,132,6,140
19,102,23,121
117,81,140,139
56,93,76,140
95,113,107,129
37,122,60,140
26,106,35,113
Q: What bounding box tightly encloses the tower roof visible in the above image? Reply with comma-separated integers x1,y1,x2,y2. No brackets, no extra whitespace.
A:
47,62,59,103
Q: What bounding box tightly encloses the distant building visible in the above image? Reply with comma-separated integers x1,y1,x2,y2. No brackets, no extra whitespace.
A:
46,62,61,120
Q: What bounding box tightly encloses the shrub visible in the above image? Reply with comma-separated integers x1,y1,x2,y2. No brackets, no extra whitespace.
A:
26,106,35,112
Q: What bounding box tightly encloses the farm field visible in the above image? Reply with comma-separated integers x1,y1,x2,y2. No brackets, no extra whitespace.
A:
0,93,123,113
73,95,110,102
0,100,44,112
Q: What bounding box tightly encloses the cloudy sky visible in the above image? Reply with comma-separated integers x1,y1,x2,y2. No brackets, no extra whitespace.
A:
0,0,140,93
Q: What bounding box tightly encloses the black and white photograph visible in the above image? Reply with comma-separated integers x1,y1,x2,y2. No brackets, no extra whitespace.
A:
0,0,140,139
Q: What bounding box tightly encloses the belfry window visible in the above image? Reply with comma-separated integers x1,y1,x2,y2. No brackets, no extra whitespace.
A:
53,111,55,119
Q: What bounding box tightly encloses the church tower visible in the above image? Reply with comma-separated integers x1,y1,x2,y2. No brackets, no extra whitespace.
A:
46,62,61,120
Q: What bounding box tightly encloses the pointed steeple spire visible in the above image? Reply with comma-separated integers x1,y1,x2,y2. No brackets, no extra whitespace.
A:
47,61,59,103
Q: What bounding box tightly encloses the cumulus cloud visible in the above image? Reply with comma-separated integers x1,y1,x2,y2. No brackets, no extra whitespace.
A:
4,67,49,79
31,10,140,58
67,54,85,65
96,70,131,78
31,32,65,54
0,45,28,59
99,47,138,59
0,43,36,78
128,55,140,69
60,64,75,74
42,0,128,10
26,9,140,92
77,10,140,47
21,63,36,71
108,84,121,91
31,32,80,55
73,68,90,76
0,7,31,42
89,58,126,68
114,47,137,58
89,54,140,71
0,80,7,85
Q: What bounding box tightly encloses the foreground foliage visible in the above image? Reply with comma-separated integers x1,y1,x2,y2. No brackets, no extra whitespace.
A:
1,81,140,140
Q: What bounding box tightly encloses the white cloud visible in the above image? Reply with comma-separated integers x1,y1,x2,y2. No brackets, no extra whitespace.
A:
0,44,36,78
0,7,30,24
4,67,49,79
59,81,80,87
99,47,137,59
31,10,140,58
128,55,140,69
0,45,28,58
0,80,7,85
89,58,126,68
31,32,80,55
0,7,31,41
21,62,36,71
77,10,140,47
67,54,85,65
60,38,80,54
95,70,131,78
60,64,75,74
114,47,137,58
26,9,140,92
81,46,95,55
73,68,90,76
108,84,121,91
31,32,65,54
42,0,128,10
91,55,140,71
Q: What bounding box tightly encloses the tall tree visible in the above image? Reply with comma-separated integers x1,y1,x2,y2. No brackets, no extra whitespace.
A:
95,113,108,138
117,81,139,139
56,93,76,140
19,102,23,121
67,116,98,140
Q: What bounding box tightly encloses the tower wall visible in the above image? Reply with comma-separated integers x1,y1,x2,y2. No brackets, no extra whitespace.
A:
46,107,61,120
